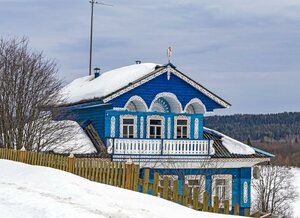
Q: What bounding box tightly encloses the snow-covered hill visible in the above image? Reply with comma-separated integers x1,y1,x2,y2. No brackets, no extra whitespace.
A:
0,160,240,218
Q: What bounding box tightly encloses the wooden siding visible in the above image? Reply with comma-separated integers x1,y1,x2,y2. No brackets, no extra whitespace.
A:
105,110,204,140
144,167,252,212
108,72,224,112
60,103,113,143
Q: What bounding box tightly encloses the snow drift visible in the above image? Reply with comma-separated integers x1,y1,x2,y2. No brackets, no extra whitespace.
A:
0,160,241,218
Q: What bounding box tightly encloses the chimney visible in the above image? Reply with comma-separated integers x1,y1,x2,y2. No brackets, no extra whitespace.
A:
94,67,100,78
135,60,141,64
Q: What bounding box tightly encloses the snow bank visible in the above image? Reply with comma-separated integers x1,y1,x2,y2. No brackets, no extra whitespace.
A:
61,63,160,104
204,127,255,155
0,160,241,218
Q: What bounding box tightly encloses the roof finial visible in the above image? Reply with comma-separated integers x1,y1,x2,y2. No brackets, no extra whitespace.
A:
167,46,172,64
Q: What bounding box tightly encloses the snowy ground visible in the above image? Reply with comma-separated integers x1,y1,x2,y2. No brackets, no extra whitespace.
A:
291,168,300,218
0,160,241,218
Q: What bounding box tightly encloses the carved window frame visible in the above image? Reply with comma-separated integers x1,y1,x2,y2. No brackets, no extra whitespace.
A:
194,118,199,139
146,115,165,139
185,175,206,202
243,181,248,204
174,115,191,139
110,116,116,138
211,174,232,209
119,115,137,138
140,117,144,138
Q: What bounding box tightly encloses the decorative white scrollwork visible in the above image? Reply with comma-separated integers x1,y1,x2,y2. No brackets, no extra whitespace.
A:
243,181,248,203
194,118,199,139
110,116,116,138
167,117,171,139
140,117,144,138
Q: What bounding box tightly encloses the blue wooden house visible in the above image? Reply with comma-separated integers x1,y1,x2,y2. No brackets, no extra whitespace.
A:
59,62,273,214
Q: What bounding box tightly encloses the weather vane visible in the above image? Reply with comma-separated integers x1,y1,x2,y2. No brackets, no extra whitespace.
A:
88,0,113,76
167,46,172,64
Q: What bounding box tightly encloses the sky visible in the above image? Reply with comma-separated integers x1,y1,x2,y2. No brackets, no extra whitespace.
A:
0,0,300,115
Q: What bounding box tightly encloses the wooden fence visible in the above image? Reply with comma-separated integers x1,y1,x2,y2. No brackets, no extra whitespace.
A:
0,148,253,217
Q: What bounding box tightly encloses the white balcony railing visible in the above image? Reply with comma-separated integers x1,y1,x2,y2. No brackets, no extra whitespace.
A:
111,138,213,156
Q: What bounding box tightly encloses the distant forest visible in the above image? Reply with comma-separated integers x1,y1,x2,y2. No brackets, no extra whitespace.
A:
204,112,300,167
204,112,300,142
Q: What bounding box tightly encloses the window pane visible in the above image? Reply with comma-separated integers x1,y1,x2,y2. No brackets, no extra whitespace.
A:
216,179,226,186
177,119,187,125
129,126,134,134
123,126,128,135
150,127,155,135
123,119,134,124
150,119,161,125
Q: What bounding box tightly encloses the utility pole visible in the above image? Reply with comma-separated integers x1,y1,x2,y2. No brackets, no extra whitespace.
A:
88,0,112,76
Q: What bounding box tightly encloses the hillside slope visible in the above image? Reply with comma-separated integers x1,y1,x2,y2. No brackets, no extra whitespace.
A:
0,160,239,218
204,112,300,142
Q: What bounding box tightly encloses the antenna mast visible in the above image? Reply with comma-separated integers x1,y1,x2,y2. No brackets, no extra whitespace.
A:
88,0,112,76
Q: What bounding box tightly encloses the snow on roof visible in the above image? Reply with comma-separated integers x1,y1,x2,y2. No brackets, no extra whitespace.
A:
204,127,255,155
61,63,160,104
42,120,97,154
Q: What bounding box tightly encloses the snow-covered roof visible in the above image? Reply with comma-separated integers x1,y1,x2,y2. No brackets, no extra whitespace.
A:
42,120,97,154
61,63,160,104
204,127,255,155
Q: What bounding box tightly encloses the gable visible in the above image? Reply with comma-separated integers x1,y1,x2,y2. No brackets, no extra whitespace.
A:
107,68,228,112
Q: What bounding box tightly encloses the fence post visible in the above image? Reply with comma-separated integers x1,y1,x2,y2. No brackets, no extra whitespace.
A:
125,163,133,189
18,146,26,163
173,180,178,203
224,200,229,214
213,196,219,213
234,203,240,215
133,164,140,191
153,172,159,196
67,153,75,174
244,208,250,217
142,168,150,194
182,184,188,206
162,176,169,199
202,192,209,212
193,187,199,210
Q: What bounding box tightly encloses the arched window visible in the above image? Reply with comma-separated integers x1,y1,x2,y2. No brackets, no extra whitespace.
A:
149,92,182,113
124,96,148,112
184,98,206,114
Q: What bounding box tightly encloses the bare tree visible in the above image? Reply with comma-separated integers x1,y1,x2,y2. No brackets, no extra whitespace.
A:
0,37,80,152
252,165,298,217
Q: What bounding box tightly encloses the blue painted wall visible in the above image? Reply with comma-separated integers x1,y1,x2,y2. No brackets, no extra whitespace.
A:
140,167,252,214
105,110,203,140
108,71,224,112
59,103,113,142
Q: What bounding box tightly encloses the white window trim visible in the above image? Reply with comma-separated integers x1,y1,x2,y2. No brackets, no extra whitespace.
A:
174,115,191,139
194,118,199,139
110,116,116,138
211,174,232,209
243,181,248,204
146,115,165,138
120,115,137,138
140,117,144,138
185,175,206,202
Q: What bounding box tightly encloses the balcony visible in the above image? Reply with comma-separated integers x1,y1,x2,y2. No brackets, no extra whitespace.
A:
108,138,214,161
